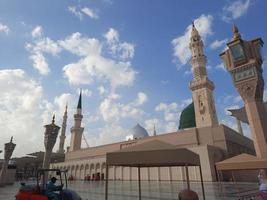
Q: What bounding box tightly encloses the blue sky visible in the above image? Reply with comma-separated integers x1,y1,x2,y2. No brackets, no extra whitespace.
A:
0,0,266,157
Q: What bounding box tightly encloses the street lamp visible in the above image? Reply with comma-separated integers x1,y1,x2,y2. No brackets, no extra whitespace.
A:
0,137,16,186
42,115,60,182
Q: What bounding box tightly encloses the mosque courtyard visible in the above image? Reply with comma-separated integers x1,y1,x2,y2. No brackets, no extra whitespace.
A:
0,180,259,200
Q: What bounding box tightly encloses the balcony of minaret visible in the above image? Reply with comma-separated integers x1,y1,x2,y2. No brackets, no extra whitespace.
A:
189,77,215,91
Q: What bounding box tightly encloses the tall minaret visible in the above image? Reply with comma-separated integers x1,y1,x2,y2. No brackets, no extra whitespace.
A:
189,22,218,128
153,124,157,136
58,104,68,154
69,91,84,151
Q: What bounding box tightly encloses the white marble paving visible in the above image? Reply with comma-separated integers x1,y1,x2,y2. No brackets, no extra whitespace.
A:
0,181,259,200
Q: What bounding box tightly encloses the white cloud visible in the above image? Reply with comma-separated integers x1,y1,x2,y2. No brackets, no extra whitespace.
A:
133,92,148,106
26,26,61,75
88,124,127,146
215,63,227,71
99,92,147,122
59,32,101,57
0,23,10,34
68,6,98,20
54,93,74,115
87,115,100,123
63,54,136,88
104,28,119,43
222,95,242,105
60,31,136,89
155,102,178,122
165,122,177,133
75,88,92,97
155,99,192,132
31,26,43,38
210,39,228,49
172,14,213,66
29,52,50,75
0,69,50,157
82,89,92,97
98,86,106,96
27,27,136,87
155,102,178,112
68,6,83,20
104,28,135,61
222,0,251,22
81,7,98,19
108,92,121,100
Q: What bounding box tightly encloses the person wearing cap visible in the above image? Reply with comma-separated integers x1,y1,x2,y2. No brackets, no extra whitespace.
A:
45,177,63,200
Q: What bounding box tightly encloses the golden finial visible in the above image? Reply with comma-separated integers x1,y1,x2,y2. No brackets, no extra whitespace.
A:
52,114,55,124
232,24,241,40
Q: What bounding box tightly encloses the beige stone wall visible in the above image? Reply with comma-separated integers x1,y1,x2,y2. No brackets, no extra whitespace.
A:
51,124,254,182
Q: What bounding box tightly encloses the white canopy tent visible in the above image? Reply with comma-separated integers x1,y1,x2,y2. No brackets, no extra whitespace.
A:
105,140,205,200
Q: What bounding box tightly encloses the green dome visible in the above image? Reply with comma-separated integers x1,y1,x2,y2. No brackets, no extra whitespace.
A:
179,102,196,130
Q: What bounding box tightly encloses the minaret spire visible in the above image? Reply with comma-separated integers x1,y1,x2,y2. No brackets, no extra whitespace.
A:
58,104,68,154
70,91,84,151
52,114,55,124
189,23,218,128
232,24,241,40
153,124,157,136
77,90,82,109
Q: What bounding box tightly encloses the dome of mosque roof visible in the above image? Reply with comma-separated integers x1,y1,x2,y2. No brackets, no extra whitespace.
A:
129,124,149,139
179,102,196,130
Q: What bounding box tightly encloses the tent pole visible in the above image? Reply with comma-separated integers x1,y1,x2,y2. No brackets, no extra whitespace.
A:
199,165,205,200
185,165,190,190
105,165,109,200
231,171,241,200
217,170,225,200
138,167,141,200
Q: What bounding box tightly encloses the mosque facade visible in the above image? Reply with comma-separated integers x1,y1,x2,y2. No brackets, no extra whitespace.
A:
51,25,255,182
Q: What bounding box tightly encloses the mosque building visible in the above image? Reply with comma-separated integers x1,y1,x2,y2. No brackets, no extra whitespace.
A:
51,25,255,182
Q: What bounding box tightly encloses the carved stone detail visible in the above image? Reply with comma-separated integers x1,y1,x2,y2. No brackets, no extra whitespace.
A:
236,81,257,102
198,94,206,115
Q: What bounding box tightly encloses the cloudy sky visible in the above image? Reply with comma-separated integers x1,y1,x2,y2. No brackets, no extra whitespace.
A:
0,0,266,157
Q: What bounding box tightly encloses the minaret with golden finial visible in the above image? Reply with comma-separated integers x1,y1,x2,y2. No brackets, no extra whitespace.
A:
189,21,218,128
58,104,68,154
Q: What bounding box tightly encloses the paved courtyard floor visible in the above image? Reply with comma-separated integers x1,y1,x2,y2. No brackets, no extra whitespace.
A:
0,180,259,200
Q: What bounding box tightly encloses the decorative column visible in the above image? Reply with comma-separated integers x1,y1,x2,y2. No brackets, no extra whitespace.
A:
43,115,60,181
220,25,267,158
0,137,16,187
